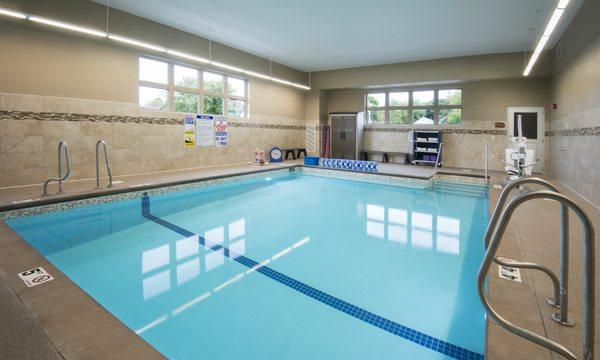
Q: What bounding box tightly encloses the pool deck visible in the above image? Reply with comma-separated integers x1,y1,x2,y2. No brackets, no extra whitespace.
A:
0,162,597,359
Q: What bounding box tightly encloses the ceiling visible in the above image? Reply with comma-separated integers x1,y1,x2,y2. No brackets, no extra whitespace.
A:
95,0,584,72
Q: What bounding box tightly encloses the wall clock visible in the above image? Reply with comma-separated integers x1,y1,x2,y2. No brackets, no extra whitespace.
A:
269,146,283,162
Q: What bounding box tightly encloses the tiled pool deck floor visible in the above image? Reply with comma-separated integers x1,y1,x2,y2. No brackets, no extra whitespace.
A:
0,162,598,359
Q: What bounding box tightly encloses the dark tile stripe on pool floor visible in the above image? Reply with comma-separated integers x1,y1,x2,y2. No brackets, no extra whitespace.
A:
141,194,483,360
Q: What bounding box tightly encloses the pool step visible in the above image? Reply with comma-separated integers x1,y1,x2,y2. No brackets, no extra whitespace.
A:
433,181,488,197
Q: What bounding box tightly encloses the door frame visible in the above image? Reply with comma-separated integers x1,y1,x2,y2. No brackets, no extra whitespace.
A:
506,107,545,173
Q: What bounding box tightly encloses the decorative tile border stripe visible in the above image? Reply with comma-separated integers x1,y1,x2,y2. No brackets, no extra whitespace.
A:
141,195,484,360
435,174,488,184
296,166,430,189
545,126,600,136
0,169,292,220
364,126,506,135
0,110,306,130
228,121,305,130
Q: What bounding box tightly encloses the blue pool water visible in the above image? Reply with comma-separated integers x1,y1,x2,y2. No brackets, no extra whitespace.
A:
7,171,488,359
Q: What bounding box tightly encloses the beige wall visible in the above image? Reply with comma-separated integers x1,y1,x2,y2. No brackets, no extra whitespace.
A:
325,79,551,123
0,0,307,84
311,52,553,91
0,23,306,120
0,5,308,188
548,0,600,206
0,93,306,187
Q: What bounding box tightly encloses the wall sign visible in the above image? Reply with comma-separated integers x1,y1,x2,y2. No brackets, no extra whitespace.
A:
196,115,215,147
18,267,54,287
183,114,228,147
183,114,196,147
214,117,228,146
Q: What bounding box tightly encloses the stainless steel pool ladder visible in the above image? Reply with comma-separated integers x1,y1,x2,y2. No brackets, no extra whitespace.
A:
95,140,113,189
431,143,443,189
478,177,595,360
42,141,71,196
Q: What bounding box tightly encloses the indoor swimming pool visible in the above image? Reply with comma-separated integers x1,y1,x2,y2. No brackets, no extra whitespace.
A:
6,170,488,360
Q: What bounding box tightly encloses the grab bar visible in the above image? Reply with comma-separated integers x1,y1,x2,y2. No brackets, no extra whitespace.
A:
42,141,71,196
478,189,595,360
95,140,113,189
431,143,443,189
434,142,443,172
485,177,570,323
484,143,488,183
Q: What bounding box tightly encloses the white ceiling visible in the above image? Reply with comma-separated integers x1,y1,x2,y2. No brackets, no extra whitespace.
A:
96,0,584,72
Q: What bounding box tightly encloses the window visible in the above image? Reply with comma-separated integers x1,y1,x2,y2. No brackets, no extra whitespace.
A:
138,56,248,117
365,89,462,125
437,89,462,124
389,91,409,124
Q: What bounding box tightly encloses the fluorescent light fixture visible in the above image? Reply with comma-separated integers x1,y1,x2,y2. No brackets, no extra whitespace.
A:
543,8,565,36
166,49,209,64
557,0,570,9
5,9,310,90
523,0,570,76
244,70,271,80
533,35,550,55
211,61,244,73
523,52,540,76
0,7,27,19
29,16,107,37
271,77,292,86
291,83,311,90
108,34,166,52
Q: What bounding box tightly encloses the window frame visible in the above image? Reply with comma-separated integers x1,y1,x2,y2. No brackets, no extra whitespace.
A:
138,55,249,118
365,88,462,125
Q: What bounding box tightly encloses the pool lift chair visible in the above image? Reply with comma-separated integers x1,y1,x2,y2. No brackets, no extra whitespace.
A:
478,177,595,360
503,115,540,181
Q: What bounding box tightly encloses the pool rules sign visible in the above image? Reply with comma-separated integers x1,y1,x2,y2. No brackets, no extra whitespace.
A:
18,267,54,287
183,114,228,147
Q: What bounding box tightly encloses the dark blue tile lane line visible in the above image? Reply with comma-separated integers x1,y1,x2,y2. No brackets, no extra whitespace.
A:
141,194,484,360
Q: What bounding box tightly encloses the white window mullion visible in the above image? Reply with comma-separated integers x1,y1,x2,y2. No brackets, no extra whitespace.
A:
168,63,174,111
199,71,205,114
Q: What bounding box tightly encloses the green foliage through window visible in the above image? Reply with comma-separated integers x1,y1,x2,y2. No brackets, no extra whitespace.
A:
174,92,198,113
204,96,223,115
438,109,462,124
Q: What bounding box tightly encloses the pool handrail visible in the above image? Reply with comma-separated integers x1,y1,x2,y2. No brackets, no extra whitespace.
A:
95,140,113,189
478,188,595,360
485,177,570,322
42,141,71,196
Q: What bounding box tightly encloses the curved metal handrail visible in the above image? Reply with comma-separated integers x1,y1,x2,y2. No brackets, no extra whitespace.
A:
485,177,570,322
95,140,113,189
478,190,595,360
42,141,71,196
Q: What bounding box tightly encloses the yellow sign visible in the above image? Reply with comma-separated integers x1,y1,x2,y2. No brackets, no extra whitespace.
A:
184,115,195,147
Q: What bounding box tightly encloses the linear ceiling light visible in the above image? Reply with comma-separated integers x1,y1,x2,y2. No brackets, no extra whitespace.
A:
211,61,244,73
166,49,210,64
29,16,107,37
244,70,271,80
108,34,166,52
0,7,310,90
0,7,27,19
523,0,570,76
